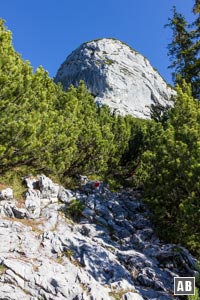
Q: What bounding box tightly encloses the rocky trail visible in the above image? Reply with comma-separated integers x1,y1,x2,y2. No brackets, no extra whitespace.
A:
0,175,198,300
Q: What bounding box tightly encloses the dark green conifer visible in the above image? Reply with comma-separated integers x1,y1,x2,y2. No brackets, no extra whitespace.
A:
166,4,200,99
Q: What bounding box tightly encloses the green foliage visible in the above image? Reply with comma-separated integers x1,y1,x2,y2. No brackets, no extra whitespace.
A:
63,249,74,259
0,20,145,182
65,82,109,175
105,59,114,65
0,20,63,174
66,199,85,219
0,168,29,200
188,287,200,300
109,289,136,300
0,264,7,274
193,0,200,13
106,177,122,192
122,118,148,169
166,5,200,99
138,82,200,256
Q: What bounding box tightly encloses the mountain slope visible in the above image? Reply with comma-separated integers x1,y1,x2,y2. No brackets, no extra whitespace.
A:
55,38,174,119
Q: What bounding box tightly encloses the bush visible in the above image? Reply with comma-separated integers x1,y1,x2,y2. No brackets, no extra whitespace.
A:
66,199,85,219
138,82,200,256
188,287,200,300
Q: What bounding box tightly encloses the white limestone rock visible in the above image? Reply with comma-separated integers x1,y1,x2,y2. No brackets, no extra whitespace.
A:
0,283,35,300
25,189,41,219
55,38,175,119
0,200,15,218
12,206,30,219
23,176,38,190
58,186,74,204
37,174,60,201
122,292,144,300
0,188,13,200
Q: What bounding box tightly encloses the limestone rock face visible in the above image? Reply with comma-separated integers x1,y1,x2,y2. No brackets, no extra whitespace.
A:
55,38,174,118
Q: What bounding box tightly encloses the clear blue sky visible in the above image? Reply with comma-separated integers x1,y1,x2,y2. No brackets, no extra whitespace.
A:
0,0,195,84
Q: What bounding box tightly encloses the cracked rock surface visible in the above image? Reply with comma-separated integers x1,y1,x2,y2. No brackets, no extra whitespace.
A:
0,175,198,300
55,38,174,119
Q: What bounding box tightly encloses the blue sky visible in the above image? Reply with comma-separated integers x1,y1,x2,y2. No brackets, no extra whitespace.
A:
0,0,195,84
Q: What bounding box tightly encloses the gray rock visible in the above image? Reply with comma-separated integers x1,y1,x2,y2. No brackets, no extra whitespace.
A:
0,188,13,200
155,245,198,276
137,228,154,241
95,215,108,226
95,203,111,219
25,189,41,219
58,186,74,204
122,292,144,300
0,199,30,220
41,231,63,254
0,283,34,300
116,227,131,239
112,204,128,220
55,38,174,119
12,207,29,219
132,215,152,229
79,175,89,185
24,175,60,208
37,174,60,200
82,207,95,219
116,219,135,233
23,176,39,190
84,194,96,209
137,274,156,289
0,201,15,218
39,206,58,231
137,287,176,300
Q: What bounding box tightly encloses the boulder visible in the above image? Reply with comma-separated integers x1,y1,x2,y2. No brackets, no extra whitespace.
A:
25,189,41,219
37,174,60,200
0,188,13,200
0,201,15,218
58,186,74,204
12,207,29,219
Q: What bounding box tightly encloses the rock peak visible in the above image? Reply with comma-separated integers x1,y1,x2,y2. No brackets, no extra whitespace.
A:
55,38,174,119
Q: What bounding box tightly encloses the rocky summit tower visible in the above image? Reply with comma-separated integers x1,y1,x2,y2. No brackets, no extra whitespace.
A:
55,38,174,119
